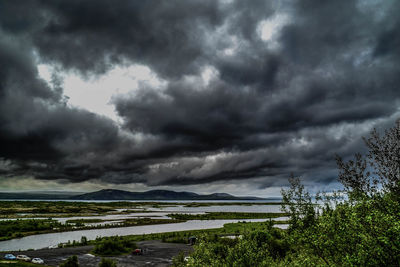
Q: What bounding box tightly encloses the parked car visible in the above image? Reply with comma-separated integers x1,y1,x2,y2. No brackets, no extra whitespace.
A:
16,255,31,262
32,258,44,264
132,248,143,255
4,254,16,260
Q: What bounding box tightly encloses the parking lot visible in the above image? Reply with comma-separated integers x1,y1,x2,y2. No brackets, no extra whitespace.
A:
0,240,193,266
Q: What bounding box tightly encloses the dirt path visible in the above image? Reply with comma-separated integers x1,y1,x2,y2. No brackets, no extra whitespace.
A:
0,240,193,266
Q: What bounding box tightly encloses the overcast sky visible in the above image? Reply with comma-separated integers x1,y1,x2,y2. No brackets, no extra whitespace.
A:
0,0,399,196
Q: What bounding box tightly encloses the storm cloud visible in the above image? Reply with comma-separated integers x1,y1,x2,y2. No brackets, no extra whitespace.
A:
0,0,399,194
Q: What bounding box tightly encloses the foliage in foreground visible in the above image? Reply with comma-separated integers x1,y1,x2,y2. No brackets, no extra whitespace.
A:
178,222,290,267
173,120,400,266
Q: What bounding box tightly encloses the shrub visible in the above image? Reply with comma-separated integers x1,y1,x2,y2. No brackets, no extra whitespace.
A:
80,236,88,245
60,255,79,267
172,252,186,266
177,119,400,266
99,258,117,267
93,236,137,256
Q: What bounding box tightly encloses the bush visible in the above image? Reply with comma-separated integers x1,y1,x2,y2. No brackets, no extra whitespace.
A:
176,119,400,266
279,119,400,266
99,258,117,267
172,252,186,266
80,236,88,245
93,236,137,256
60,255,79,267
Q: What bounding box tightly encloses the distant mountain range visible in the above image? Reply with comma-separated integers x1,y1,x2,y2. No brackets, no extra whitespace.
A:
71,189,266,200
0,189,268,200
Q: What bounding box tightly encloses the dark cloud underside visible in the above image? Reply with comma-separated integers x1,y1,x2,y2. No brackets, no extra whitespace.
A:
0,0,399,190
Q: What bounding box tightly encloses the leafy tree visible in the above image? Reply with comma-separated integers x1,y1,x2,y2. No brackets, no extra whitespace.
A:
180,119,400,266
364,120,400,194
281,119,400,266
337,119,400,198
280,175,316,231
80,236,88,245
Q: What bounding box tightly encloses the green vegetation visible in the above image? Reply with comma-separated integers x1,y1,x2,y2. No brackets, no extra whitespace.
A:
60,255,79,267
99,258,117,267
0,201,120,216
175,222,288,266
65,218,104,224
172,120,400,266
93,236,137,256
172,252,187,266
0,198,284,241
1,209,286,242
80,236,88,245
0,201,173,218
122,218,183,226
0,219,65,241
168,212,288,220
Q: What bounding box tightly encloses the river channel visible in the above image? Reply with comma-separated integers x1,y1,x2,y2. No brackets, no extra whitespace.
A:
0,203,288,251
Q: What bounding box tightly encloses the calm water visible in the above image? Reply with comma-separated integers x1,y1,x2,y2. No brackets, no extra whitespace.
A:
0,219,288,251
0,203,287,251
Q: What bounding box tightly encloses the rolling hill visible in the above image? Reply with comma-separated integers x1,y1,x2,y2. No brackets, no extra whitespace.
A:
70,189,266,200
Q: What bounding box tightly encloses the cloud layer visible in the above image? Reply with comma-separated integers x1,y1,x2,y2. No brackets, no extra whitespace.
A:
0,0,399,193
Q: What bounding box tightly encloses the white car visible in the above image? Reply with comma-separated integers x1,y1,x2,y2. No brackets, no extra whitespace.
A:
16,255,31,262
32,258,45,264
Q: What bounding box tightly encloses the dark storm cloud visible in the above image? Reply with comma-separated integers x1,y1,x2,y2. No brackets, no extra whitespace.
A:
0,4,125,182
34,0,223,78
0,0,399,190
